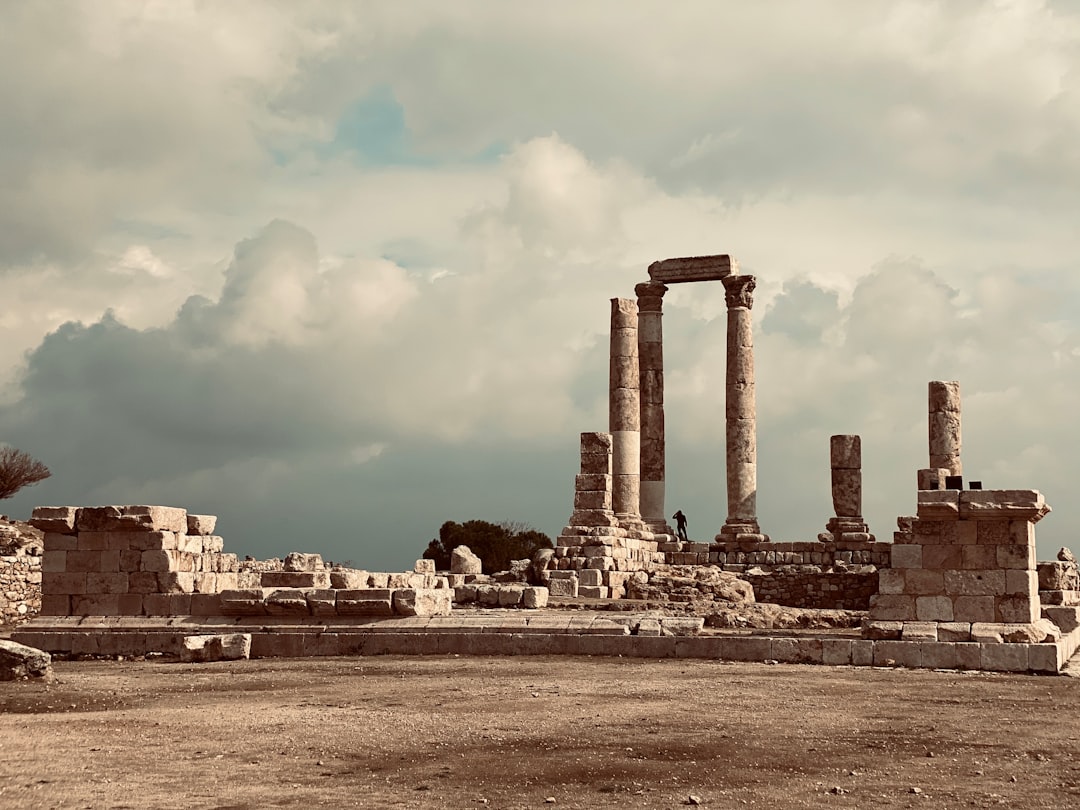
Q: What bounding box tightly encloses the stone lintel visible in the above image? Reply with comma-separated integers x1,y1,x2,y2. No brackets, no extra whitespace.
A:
647,254,737,284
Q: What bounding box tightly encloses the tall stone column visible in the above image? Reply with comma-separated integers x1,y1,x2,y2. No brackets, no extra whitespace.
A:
609,298,642,526
717,275,767,541
635,280,670,534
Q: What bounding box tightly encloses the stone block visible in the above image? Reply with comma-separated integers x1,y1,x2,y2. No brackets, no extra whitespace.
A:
917,490,959,520
330,570,370,589
1005,569,1037,596
959,490,1049,521
970,623,1006,643
127,572,159,594
42,571,86,595
30,506,78,533
920,642,959,670
283,552,324,572
129,531,177,551
772,638,822,664
76,532,110,550
580,431,613,454
41,550,66,573
575,474,612,492
902,622,938,641
868,594,914,621
202,536,224,553
980,643,1030,673
851,640,875,666
193,572,217,593
180,634,250,663
904,569,944,595
77,506,187,533
393,588,452,617
497,586,525,607
574,490,613,511
39,594,70,615
177,534,203,554
117,594,144,615
953,596,995,623
190,593,223,616
264,588,311,616
579,585,609,599
43,532,78,551
336,589,394,616
578,569,603,587
944,570,1006,596
547,577,578,598
451,546,483,575
873,640,922,668
219,589,269,616
1038,562,1076,590
938,622,972,642
922,545,962,570
890,545,922,569
821,638,853,666
862,620,902,640
522,587,549,609
414,558,436,575
915,596,953,622
157,572,195,594
85,573,129,595
975,520,1009,545
1043,606,1080,633
186,514,217,536
996,596,1039,624
579,452,613,476
1028,643,1064,674
141,549,176,573
144,593,191,615
261,571,330,588
70,594,120,615
119,549,142,571
720,636,773,662
961,545,998,570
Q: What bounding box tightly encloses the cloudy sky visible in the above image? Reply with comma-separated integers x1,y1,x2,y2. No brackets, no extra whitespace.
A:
2,1,1079,569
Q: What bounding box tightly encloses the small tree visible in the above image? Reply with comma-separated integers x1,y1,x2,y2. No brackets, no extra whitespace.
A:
424,520,553,573
0,447,51,500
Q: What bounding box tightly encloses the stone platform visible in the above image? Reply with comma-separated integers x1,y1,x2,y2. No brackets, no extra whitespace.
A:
13,608,1080,674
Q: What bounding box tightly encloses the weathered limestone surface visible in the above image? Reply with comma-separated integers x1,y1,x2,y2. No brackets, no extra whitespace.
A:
821,435,874,543
928,381,962,475
180,633,251,663
717,275,766,542
636,280,670,532
647,254,737,284
609,299,642,524
451,545,483,575
0,638,52,680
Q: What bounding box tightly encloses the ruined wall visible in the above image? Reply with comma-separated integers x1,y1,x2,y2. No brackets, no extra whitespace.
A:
742,570,879,611
0,519,43,624
28,505,475,619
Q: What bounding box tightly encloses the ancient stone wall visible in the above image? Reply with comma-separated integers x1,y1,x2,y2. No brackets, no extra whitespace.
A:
0,519,43,625
742,569,879,611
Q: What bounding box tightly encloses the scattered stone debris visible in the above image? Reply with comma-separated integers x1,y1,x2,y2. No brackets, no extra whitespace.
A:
0,638,53,680
180,634,251,664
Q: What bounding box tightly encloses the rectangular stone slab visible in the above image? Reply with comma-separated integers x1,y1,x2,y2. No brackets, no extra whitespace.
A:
647,254,736,283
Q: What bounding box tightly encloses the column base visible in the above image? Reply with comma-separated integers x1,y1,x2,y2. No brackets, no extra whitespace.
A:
616,514,648,532
819,517,874,544
715,520,769,543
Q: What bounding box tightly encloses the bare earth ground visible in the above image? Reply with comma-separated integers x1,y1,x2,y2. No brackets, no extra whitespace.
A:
2,656,1080,810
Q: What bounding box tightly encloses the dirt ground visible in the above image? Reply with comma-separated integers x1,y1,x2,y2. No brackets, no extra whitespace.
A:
2,655,1080,810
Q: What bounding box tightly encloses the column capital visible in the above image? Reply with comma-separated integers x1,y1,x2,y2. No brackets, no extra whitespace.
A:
722,274,756,310
634,280,668,312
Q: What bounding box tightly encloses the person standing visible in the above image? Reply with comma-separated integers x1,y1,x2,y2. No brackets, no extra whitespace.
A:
672,510,688,541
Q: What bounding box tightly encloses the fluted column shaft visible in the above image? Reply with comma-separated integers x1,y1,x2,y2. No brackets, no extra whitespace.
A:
609,298,641,521
635,281,669,532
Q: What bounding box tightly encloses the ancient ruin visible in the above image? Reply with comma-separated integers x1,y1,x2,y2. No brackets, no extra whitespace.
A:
6,254,1080,674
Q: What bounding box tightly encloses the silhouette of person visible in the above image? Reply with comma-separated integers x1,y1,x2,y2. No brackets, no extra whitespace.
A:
672,510,688,541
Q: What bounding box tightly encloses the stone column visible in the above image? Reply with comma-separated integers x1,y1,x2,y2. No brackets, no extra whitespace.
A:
821,434,873,542
928,380,962,476
717,275,766,541
609,298,642,526
635,280,670,534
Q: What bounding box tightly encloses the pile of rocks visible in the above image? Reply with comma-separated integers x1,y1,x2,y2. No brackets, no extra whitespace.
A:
0,518,43,625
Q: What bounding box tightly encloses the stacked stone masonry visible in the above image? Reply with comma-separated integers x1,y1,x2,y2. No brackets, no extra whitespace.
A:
865,489,1052,643
28,505,466,619
0,520,42,624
